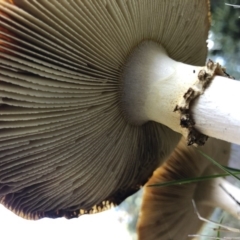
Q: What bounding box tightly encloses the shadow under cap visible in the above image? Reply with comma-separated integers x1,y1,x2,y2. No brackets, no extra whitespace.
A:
0,0,209,219
137,138,230,240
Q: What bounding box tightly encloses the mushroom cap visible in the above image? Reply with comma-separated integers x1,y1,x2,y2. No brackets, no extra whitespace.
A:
0,0,210,219
137,138,230,240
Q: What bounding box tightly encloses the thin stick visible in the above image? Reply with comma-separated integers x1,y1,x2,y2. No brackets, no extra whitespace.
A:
191,200,240,233
225,4,240,8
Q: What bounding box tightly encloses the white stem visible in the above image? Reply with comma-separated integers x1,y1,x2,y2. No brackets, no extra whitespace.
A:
122,41,240,145
198,178,240,219
193,78,240,145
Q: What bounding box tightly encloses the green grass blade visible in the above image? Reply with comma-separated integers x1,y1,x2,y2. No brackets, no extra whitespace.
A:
222,166,240,172
148,172,240,187
149,151,240,188
197,150,240,181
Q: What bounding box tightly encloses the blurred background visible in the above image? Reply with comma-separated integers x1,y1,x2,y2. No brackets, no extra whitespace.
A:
1,1,240,239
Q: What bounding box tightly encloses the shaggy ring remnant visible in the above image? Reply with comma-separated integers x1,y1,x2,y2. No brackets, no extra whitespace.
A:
174,59,233,146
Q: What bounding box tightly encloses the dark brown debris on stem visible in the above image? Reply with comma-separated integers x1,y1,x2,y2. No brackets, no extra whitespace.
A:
174,59,233,146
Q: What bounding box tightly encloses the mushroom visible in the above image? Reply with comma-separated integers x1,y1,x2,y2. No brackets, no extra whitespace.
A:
137,138,240,240
0,0,239,220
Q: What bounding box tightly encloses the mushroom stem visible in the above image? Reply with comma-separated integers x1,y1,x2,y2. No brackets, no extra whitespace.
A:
196,177,240,219
192,78,240,145
123,41,240,144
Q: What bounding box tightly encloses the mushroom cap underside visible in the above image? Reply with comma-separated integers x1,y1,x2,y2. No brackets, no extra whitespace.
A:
137,138,230,240
0,0,210,219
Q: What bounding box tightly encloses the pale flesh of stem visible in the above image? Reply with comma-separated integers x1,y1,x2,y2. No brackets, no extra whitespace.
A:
122,41,240,145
